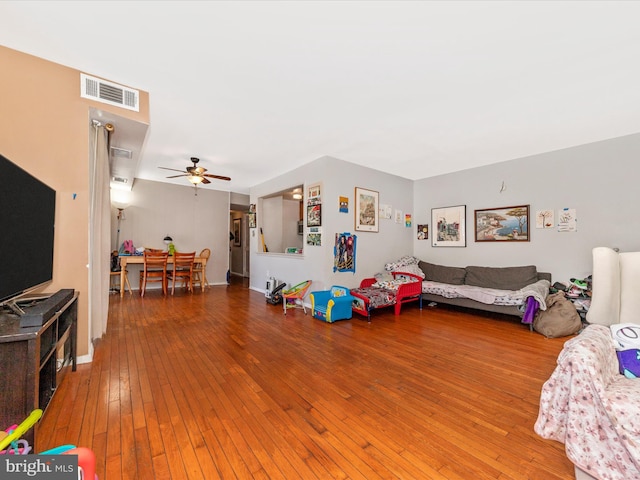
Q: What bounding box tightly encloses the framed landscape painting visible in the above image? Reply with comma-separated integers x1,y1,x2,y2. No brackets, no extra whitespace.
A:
431,205,466,247
474,205,530,242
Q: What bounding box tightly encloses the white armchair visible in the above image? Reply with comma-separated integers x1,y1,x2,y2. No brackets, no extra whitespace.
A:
586,246,640,327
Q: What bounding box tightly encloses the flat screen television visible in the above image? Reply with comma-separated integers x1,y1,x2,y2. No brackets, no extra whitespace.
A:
0,153,56,312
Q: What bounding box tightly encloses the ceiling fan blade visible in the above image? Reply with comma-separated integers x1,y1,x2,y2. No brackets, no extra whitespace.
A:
202,173,231,181
165,174,189,178
201,177,211,184
159,167,187,173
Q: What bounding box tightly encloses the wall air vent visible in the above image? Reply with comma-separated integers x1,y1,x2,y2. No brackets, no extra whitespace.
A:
112,176,129,184
110,147,133,159
81,73,139,112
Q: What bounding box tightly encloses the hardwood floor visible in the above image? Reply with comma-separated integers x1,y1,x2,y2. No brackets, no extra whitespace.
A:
37,281,575,479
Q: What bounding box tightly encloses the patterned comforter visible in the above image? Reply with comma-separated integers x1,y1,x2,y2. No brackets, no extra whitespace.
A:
535,324,640,480
350,286,396,309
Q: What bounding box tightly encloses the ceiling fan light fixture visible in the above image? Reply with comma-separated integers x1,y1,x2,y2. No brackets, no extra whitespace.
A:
188,175,203,184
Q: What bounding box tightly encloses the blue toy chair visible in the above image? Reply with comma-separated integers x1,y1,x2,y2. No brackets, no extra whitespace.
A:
310,286,355,323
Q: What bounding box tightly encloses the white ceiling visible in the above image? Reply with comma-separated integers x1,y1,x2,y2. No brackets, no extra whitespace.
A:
2,1,640,194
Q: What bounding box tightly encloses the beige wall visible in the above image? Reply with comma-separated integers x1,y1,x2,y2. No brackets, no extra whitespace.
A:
114,179,230,287
0,46,149,357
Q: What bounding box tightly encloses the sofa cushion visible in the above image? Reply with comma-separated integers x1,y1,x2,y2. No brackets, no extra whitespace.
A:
465,265,538,290
419,261,466,285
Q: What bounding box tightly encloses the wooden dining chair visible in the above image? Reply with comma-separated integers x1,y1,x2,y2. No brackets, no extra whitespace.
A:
139,248,165,285
167,251,196,295
191,248,211,290
140,250,169,297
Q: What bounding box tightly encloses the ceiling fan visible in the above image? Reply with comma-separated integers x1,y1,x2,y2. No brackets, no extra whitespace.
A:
159,157,231,186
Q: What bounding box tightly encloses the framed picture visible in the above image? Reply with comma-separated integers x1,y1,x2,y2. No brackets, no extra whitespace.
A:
474,204,530,242
307,233,321,246
431,205,466,247
308,183,321,205
248,212,256,228
233,218,241,246
355,187,379,232
307,204,321,226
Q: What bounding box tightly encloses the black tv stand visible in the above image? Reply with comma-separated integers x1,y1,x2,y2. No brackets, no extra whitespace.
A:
0,290,78,451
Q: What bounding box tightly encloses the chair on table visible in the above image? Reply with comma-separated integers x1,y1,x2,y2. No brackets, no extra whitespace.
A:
192,248,211,290
140,250,169,297
309,286,355,323
110,250,132,295
167,251,196,295
283,280,312,315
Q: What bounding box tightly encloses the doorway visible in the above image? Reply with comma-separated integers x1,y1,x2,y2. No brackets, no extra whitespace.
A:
229,208,250,283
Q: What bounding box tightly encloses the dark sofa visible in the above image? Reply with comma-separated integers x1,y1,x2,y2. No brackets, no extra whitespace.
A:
418,261,551,317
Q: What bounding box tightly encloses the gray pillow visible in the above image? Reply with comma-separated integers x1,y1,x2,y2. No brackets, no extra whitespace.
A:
419,261,466,285
465,265,538,290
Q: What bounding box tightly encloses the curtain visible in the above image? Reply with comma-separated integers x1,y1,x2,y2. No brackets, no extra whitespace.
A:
89,121,111,342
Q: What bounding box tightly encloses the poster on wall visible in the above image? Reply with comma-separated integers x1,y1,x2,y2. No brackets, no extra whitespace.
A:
379,204,392,219
307,226,322,246
417,224,429,240
333,232,357,273
339,196,349,213
536,209,554,229
558,208,577,232
405,214,412,227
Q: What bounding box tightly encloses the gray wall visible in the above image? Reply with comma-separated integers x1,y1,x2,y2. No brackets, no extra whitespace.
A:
112,178,230,288
250,156,414,293
413,133,640,282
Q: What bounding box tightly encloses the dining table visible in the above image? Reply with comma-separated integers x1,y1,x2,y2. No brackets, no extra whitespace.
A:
118,254,207,298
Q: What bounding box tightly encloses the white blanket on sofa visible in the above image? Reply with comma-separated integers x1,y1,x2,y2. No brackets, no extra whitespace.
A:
422,279,549,310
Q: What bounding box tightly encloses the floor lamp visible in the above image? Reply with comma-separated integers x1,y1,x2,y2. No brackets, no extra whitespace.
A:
112,190,130,252
115,208,125,251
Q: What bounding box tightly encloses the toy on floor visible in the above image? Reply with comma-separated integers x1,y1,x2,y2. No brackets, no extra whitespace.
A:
40,445,97,479
310,286,355,323
283,280,312,315
1,410,97,479
0,409,42,452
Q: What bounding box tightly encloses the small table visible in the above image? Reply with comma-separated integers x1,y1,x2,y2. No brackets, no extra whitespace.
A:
118,255,207,297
